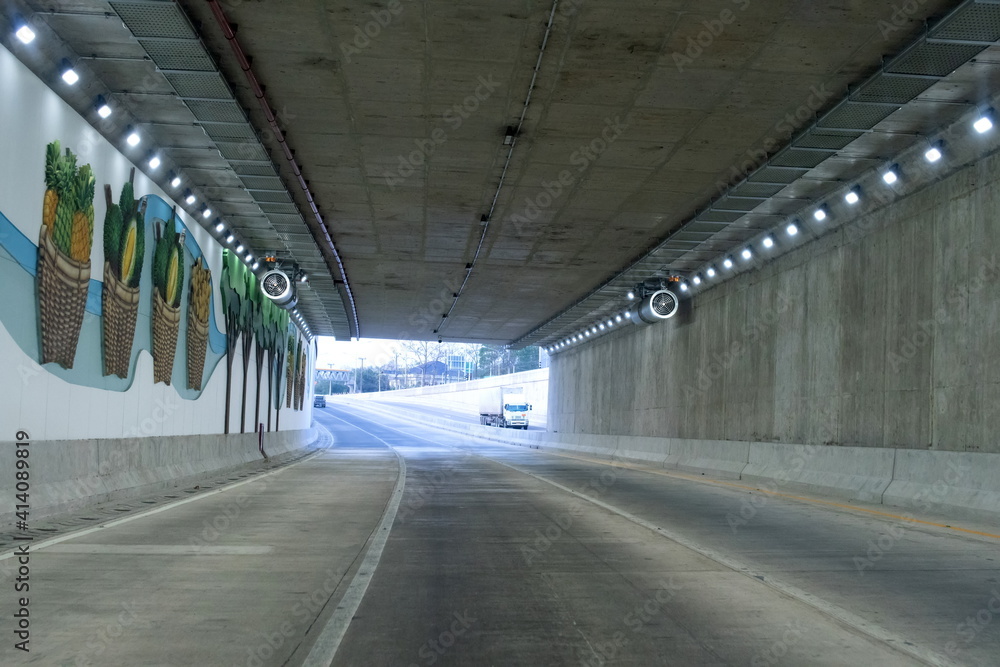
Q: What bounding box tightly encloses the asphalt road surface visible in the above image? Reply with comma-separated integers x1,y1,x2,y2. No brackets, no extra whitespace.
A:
5,405,998,666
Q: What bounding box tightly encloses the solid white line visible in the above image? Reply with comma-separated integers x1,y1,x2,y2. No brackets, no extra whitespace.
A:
301,415,407,667
333,406,960,667
0,428,331,560
489,460,960,667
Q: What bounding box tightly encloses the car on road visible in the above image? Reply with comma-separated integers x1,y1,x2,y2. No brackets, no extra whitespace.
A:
313,395,326,408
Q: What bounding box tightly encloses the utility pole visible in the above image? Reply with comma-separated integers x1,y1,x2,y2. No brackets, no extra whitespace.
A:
358,357,365,393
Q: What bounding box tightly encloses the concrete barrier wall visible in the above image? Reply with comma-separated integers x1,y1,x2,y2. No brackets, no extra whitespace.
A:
348,368,549,427
342,399,1000,520
742,443,894,502
0,427,320,523
883,450,1000,519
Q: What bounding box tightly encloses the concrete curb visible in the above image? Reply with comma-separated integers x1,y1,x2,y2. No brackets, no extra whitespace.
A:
742,442,894,503
882,449,1000,520
0,426,321,524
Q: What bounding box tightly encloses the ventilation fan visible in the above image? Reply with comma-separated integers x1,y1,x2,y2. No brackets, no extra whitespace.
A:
260,269,298,309
628,288,679,325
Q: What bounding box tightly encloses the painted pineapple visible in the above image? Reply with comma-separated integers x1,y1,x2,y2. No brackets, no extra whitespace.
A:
70,165,95,262
42,141,61,231
52,149,78,256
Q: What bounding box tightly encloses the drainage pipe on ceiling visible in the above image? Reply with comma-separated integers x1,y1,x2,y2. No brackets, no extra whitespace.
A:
206,0,359,339
435,0,561,339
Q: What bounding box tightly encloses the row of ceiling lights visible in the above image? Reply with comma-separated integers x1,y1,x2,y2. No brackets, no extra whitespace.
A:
544,108,996,356
14,18,313,340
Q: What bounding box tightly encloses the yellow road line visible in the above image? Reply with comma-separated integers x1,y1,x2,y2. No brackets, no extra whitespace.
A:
541,450,1000,541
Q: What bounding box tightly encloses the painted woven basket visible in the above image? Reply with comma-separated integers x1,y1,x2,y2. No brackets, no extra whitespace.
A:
37,225,90,369
186,303,208,391
152,288,180,384
101,261,140,377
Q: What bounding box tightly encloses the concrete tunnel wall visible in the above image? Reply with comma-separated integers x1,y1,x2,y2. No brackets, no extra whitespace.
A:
550,146,1000,454
535,141,1000,519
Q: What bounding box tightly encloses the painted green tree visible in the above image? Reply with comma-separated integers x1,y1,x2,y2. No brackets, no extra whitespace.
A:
220,249,251,434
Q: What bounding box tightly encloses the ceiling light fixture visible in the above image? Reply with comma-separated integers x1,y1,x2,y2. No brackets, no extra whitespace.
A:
60,61,79,85
742,247,752,260
974,109,994,134
723,257,734,269
924,142,943,163
125,127,140,147
814,207,828,220
148,154,161,170
706,267,716,278
95,96,112,119
845,188,860,205
882,165,899,185
15,24,36,44
786,222,799,237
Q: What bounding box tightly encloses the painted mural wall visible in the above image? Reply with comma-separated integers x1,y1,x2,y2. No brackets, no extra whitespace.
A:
0,44,312,441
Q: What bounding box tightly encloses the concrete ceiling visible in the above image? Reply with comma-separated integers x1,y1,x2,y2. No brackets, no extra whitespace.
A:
13,0,980,342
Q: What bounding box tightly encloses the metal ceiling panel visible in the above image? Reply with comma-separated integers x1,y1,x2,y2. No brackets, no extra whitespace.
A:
931,1,1000,42
817,102,899,130
749,166,808,184
793,129,864,150
240,176,285,190
109,1,196,39
770,147,833,168
137,38,214,71
259,203,299,215
164,71,231,99
851,73,937,105
696,210,745,223
251,190,293,204
731,182,786,198
231,163,279,177
265,214,304,226
713,196,762,212
186,100,247,124
887,42,985,77
217,142,270,162
201,123,257,142
686,222,730,233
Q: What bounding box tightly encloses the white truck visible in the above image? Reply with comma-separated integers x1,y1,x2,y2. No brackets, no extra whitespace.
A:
479,386,532,429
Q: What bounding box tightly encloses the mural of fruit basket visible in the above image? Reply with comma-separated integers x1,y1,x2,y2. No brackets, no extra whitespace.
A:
151,209,185,385
37,141,95,369
101,170,145,378
187,257,211,390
